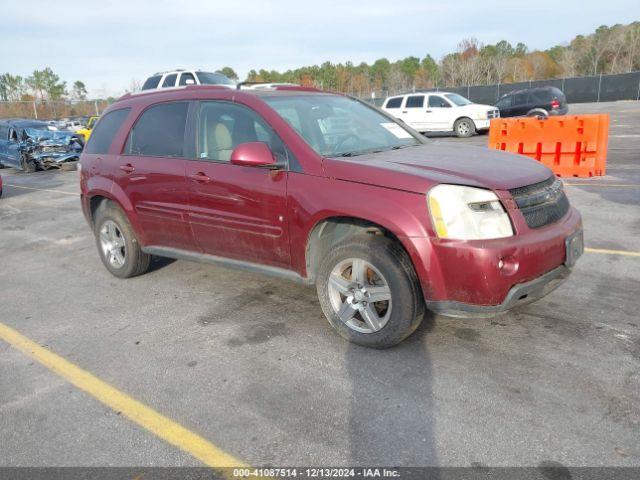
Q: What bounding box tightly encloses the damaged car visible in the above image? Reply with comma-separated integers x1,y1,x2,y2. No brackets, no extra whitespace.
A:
0,119,83,172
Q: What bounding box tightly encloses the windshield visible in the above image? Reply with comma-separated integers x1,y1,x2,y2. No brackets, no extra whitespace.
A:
264,95,423,157
444,93,472,106
196,72,236,86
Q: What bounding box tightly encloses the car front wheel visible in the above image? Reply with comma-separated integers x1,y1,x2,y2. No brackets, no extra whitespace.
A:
316,235,424,348
454,118,476,138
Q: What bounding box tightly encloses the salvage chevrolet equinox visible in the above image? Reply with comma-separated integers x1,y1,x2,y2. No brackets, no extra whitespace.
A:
79,85,583,348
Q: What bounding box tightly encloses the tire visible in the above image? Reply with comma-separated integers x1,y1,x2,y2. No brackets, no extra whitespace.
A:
316,235,425,348
93,201,151,279
20,154,37,173
454,117,476,138
527,109,548,119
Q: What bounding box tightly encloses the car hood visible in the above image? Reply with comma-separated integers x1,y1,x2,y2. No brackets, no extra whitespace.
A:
323,142,552,194
459,103,495,113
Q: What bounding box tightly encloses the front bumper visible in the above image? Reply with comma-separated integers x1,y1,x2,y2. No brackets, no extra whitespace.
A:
474,119,491,130
426,264,571,318
402,207,583,317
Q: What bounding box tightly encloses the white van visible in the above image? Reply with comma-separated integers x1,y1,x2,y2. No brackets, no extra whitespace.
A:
382,92,499,137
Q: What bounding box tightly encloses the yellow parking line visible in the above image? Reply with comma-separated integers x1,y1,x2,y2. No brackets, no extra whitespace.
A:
585,247,640,257
0,322,245,468
4,184,79,196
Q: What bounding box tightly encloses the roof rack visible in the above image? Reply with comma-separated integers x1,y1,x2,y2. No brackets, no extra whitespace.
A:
236,82,321,92
119,84,231,100
272,85,321,92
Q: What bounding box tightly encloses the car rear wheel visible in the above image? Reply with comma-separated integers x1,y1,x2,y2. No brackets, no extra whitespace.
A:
94,201,150,278
527,109,548,119
316,235,424,348
454,117,476,138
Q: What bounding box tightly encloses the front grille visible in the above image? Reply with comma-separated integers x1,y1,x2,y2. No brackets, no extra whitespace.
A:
509,176,570,229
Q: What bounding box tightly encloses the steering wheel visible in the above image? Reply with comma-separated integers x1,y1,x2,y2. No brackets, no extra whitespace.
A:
332,134,360,155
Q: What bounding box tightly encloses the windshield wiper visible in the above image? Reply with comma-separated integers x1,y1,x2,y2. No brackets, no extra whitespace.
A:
337,148,383,157
390,144,419,150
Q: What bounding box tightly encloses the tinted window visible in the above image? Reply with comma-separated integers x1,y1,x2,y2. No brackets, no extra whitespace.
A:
196,72,235,85
84,108,130,154
514,93,529,106
385,97,402,109
496,96,512,108
532,89,556,103
406,96,424,108
178,73,196,86
161,74,177,88
197,101,286,162
428,96,449,108
125,102,188,157
141,76,161,90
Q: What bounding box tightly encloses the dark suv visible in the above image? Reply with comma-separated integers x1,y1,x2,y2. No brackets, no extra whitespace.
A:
495,86,568,118
80,85,583,348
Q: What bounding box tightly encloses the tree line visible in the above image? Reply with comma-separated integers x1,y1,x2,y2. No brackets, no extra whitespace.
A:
0,68,88,102
2,21,638,103
234,22,640,95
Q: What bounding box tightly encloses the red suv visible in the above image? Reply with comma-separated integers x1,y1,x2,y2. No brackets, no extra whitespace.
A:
80,85,583,348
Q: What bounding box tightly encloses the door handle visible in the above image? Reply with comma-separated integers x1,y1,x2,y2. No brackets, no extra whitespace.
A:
189,172,211,183
119,163,135,173
402,110,408,113
425,110,432,113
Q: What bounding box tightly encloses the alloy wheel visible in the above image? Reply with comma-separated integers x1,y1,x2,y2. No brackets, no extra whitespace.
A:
327,258,392,333
99,220,126,268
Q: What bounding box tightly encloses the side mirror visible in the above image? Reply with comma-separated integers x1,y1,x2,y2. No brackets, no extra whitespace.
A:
185,79,195,85
230,142,278,168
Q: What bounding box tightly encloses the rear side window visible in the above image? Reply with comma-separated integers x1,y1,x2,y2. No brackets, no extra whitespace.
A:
141,76,161,90
84,108,130,154
385,97,402,109
406,96,424,108
161,74,177,88
125,102,189,157
178,73,196,86
533,90,553,103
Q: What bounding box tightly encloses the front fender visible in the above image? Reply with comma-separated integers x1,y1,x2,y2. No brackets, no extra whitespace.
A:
288,173,434,279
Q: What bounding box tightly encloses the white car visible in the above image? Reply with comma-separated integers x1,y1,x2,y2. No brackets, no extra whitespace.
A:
382,92,499,138
141,70,236,90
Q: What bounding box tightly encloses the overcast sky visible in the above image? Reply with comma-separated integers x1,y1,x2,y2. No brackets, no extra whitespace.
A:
1,0,638,97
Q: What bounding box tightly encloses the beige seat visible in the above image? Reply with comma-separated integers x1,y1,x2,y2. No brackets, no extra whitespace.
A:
205,122,234,161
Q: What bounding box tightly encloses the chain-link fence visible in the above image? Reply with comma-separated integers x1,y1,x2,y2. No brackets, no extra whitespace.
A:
361,71,640,107
0,100,111,120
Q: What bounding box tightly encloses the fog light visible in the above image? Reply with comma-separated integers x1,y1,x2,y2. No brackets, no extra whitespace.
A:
498,255,519,276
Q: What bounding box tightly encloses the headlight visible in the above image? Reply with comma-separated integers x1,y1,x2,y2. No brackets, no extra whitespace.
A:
427,184,514,240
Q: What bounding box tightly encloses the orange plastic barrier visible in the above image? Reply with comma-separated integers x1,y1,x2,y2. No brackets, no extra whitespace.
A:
488,114,609,177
